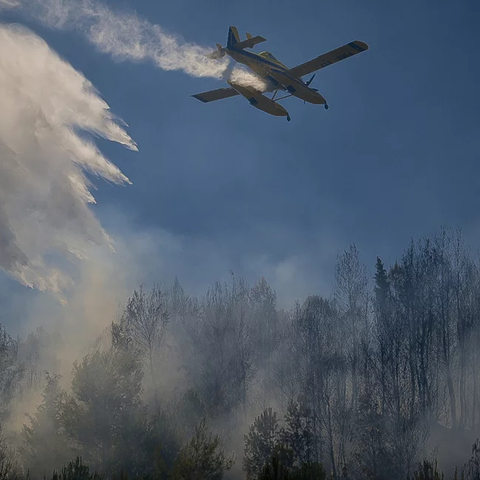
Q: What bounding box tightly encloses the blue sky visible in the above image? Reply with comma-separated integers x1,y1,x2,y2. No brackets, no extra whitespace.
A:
1,0,480,327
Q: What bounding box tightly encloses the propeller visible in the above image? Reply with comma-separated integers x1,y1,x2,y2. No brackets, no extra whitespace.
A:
206,43,226,60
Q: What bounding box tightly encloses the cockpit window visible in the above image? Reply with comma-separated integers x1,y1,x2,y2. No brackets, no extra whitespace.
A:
259,51,276,60
259,51,288,69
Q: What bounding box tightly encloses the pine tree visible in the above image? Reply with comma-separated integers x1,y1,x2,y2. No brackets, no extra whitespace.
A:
279,400,314,466
170,418,234,480
21,372,73,476
461,440,480,480
374,257,390,306
61,347,144,473
408,460,444,480
244,408,280,479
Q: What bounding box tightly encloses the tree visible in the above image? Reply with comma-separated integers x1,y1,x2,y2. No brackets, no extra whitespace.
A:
461,440,480,480
333,244,369,411
249,277,279,395
17,326,64,395
50,457,104,480
256,454,289,480
181,278,254,420
61,346,144,474
142,406,181,479
280,400,314,466
171,388,208,441
0,324,23,420
373,256,398,419
119,285,169,386
352,393,399,480
256,454,327,480
21,373,73,476
290,295,340,473
0,427,21,480
170,418,234,480
290,462,327,480
244,408,280,479
333,245,370,474
408,460,444,480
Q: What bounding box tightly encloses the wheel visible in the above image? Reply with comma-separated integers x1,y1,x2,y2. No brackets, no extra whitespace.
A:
324,104,329,110
287,116,291,122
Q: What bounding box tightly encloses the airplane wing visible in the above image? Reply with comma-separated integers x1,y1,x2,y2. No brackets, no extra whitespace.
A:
191,87,240,103
287,40,368,79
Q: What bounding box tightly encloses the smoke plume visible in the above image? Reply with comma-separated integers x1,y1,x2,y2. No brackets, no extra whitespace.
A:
0,23,136,296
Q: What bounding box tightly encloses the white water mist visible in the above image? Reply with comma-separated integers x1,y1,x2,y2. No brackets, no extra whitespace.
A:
0,23,136,295
3,0,267,90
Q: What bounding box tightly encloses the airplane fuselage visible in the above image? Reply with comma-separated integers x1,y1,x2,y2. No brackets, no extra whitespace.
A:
226,47,286,89
192,27,368,120
225,47,327,105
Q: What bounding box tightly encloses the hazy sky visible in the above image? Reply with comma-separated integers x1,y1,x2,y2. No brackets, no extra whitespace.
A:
1,0,479,329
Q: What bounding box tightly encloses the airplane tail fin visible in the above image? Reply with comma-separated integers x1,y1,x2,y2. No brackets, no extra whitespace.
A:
227,26,241,48
226,26,266,50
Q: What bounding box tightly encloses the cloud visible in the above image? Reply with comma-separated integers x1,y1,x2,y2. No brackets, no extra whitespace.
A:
3,0,267,90
0,23,136,296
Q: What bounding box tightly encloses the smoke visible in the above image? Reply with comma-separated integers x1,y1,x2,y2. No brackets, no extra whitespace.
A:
2,0,267,91
0,23,136,297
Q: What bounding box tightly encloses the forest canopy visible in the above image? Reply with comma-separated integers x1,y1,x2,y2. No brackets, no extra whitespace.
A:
0,227,480,480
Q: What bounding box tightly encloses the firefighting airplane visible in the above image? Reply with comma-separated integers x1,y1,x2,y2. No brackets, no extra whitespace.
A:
192,26,368,121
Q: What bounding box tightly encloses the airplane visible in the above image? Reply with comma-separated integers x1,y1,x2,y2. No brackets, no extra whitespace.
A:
192,26,368,121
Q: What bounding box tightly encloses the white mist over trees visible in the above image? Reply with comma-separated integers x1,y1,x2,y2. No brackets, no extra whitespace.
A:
0,228,479,479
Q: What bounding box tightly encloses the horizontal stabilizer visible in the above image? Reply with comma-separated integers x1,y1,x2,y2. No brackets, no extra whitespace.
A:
191,87,240,103
232,35,267,50
288,40,369,79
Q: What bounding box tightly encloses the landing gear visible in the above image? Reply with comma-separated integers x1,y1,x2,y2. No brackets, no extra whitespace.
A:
287,116,291,122
324,104,329,110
